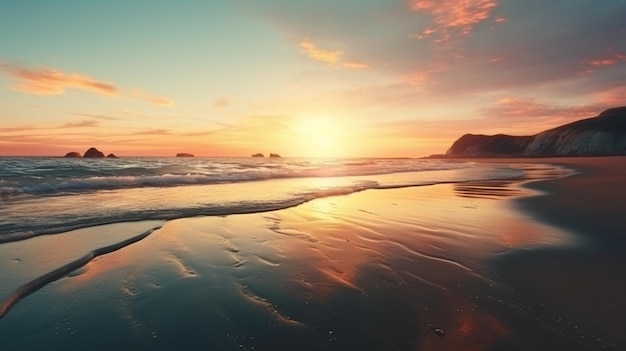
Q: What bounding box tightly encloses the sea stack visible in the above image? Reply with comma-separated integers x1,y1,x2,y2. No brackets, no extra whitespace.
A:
64,151,82,158
83,147,105,158
269,153,281,158
252,153,264,157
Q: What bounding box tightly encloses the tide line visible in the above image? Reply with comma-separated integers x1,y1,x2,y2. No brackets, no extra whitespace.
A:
0,225,162,320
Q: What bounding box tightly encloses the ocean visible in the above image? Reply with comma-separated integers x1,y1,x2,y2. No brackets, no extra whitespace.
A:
0,157,524,243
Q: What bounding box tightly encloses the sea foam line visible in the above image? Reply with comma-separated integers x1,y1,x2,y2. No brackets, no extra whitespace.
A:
0,225,162,320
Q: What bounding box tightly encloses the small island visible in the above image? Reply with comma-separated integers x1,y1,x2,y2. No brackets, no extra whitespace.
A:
269,153,281,158
176,153,194,157
251,153,264,157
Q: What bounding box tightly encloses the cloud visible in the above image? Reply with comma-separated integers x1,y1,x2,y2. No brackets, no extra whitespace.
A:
299,39,368,69
129,89,174,107
0,61,117,96
479,98,600,119
581,51,626,73
0,61,175,107
410,0,500,41
213,98,230,108
134,129,171,135
60,120,100,128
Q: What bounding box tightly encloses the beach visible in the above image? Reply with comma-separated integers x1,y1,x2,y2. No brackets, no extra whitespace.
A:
0,157,624,350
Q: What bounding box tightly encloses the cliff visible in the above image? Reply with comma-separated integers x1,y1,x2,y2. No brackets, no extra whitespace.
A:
445,107,626,157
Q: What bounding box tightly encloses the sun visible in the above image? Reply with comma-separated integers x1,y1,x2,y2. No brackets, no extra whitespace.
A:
293,118,345,157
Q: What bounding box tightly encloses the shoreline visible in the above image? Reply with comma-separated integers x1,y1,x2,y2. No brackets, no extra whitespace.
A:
468,157,626,348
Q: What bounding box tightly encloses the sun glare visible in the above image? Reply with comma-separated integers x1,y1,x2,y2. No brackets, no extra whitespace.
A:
294,118,345,157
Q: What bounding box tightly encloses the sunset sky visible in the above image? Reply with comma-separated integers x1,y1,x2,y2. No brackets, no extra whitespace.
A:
1,1,625,157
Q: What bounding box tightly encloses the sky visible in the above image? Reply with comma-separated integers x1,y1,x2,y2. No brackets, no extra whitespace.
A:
1,0,625,157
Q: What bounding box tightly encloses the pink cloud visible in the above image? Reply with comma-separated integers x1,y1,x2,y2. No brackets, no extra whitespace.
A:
411,0,500,40
594,86,626,106
0,61,117,96
481,97,599,119
299,39,369,69
581,51,626,73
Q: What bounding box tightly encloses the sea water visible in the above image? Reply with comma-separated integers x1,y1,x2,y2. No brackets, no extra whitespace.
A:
0,157,523,242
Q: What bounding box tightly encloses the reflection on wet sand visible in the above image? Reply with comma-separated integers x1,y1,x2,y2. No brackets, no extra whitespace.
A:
0,164,599,350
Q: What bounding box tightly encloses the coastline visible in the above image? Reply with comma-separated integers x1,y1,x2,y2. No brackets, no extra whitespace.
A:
0,157,624,350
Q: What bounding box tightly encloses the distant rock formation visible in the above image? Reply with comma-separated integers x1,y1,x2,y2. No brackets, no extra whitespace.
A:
269,153,281,158
252,153,264,157
176,153,194,157
106,153,118,158
64,151,82,158
83,147,105,158
445,107,626,157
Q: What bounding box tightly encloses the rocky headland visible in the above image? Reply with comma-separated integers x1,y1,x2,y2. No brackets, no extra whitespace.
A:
445,107,626,157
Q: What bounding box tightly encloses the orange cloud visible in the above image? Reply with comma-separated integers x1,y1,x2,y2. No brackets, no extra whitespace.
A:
0,61,117,96
129,89,174,107
0,61,174,107
411,0,499,39
134,129,171,135
299,39,368,69
60,120,100,128
300,39,341,64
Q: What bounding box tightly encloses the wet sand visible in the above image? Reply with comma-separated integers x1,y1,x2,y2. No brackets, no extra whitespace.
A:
481,157,626,349
0,158,624,350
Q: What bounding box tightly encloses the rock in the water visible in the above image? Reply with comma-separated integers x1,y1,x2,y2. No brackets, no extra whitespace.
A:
445,106,626,157
83,147,105,158
64,151,82,158
176,153,194,157
106,153,118,158
252,153,264,157
269,153,281,158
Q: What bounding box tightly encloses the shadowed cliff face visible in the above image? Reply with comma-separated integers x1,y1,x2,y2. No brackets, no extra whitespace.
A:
446,107,626,157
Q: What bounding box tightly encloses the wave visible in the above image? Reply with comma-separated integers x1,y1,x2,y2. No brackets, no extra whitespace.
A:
0,158,528,244
0,159,473,196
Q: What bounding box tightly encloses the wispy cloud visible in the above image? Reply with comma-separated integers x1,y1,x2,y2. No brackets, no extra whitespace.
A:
134,129,171,135
480,97,600,119
299,39,368,69
129,89,174,107
0,61,117,96
59,120,100,128
0,61,175,107
581,51,626,73
411,0,500,41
